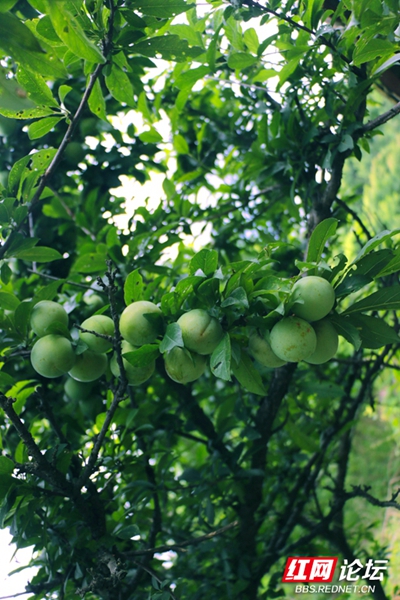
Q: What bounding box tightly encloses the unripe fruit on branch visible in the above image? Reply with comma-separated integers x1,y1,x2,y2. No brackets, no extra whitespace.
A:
177,309,223,355
270,316,317,362
64,377,94,401
248,331,286,368
79,315,114,354
110,340,155,386
292,276,335,322
31,335,76,378
120,301,162,346
305,319,339,364
69,350,107,382
30,301,69,337
164,347,207,384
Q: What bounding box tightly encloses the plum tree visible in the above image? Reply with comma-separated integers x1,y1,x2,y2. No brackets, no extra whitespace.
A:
305,319,339,364
119,300,162,346
292,276,335,322
79,315,114,354
177,309,223,355
30,300,69,337
31,335,76,378
248,331,287,368
270,317,317,362
110,340,155,386
164,346,207,384
69,350,108,382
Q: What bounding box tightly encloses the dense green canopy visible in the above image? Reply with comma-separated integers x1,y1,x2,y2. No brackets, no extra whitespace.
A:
0,0,400,599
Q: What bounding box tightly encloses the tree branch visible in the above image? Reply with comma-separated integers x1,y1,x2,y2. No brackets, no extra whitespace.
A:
0,393,73,495
362,99,400,133
345,484,400,510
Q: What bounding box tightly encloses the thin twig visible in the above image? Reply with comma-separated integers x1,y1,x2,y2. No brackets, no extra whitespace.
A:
127,520,239,557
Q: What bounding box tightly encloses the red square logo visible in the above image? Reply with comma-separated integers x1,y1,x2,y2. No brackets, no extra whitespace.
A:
282,557,338,582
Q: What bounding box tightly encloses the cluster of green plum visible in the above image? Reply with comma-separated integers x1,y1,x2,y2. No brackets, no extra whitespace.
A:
29,275,339,391
29,300,158,387
248,276,338,367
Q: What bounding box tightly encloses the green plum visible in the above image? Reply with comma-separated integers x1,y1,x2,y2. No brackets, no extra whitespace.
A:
69,350,107,382
110,340,155,386
31,335,76,378
64,377,94,401
177,309,223,355
305,319,339,364
30,300,69,337
270,317,317,362
292,276,335,322
119,300,162,346
248,331,286,368
164,346,207,384
79,315,114,354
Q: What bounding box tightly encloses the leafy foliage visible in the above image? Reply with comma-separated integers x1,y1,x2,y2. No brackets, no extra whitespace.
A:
0,0,400,599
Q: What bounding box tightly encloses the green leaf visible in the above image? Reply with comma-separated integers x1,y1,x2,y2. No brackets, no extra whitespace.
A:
0,68,36,116
0,292,20,310
329,314,362,349
35,279,65,302
88,77,107,121
243,27,259,54
0,456,13,475
139,127,163,143
349,314,400,349
46,1,106,64
231,351,265,396
72,253,107,273
373,53,400,76
133,35,203,62
16,67,59,108
123,344,159,367
338,134,354,152
0,13,66,78
377,248,400,277
159,323,184,353
227,52,257,70
13,301,32,339
335,274,372,297
343,285,400,315
12,246,63,262
115,524,141,540
0,0,18,11
210,333,231,381
130,0,195,18
221,287,249,309
306,218,338,266
124,269,144,305
58,85,73,104
175,66,210,91
105,65,135,107
0,371,14,388
189,249,219,276
27,117,63,140
286,421,319,453
350,249,394,278
351,229,400,265
353,38,394,66
173,134,189,154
